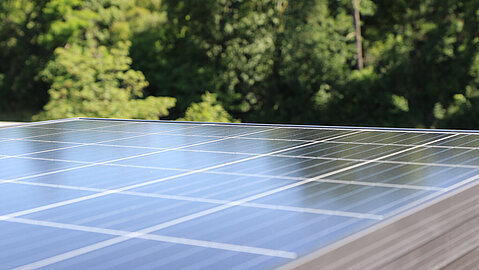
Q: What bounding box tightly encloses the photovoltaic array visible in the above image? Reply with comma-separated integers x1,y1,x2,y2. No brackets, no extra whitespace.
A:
1,118,478,269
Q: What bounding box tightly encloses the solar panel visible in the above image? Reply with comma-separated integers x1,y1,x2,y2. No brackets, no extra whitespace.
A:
1,118,478,269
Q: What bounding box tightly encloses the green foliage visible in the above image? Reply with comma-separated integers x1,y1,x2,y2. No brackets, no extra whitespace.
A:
392,95,409,113
258,0,355,123
437,51,479,128
0,0,51,112
152,0,357,124
179,92,237,123
40,0,137,47
363,0,479,127
1,0,479,129
320,67,413,127
34,42,175,120
128,0,215,116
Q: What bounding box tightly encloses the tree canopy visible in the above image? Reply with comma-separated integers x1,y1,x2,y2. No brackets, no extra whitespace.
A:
1,0,478,128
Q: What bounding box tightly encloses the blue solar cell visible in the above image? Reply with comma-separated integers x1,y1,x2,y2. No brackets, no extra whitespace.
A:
333,131,449,145
211,156,358,178
433,134,479,147
0,157,81,180
389,147,479,166
240,128,354,141
278,141,408,160
24,144,161,163
0,126,72,139
22,193,217,231
112,150,252,170
250,182,435,215
110,133,219,149
0,183,94,215
165,125,270,137
27,120,127,130
186,138,307,154
84,121,195,133
152,206,374,256
47,238,289,270
20,164,181,189
130,172,298,200
0,140,78,156
327,162,479,188
28,129,148,144
0,221,114,269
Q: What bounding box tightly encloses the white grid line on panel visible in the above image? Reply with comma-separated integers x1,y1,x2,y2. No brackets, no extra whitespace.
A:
70,119,479,135
12,121,210,140
18,118,479,139
12,133,459,269
21,120,358,133
0,217,297,263
0,125,276,185
4,120,133,139
3,138,479,171
6,126,478,151
23,119,274,137
444,173,479,192
2,131,354,220
0,121,136,162
333,130,417,145
5,132,356,268
0,118,78,129
0,152,454,191
293,134,459,184
2,180,384,219
272,153,479,169
0,128,350,149
274,181,431,216
0,121,163,169
2,131,476,191
3,127,478,174
0,122,201,159
388,145,465,163
351,172,479,235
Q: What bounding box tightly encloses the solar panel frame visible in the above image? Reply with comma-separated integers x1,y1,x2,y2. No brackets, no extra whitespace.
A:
1,117,478,269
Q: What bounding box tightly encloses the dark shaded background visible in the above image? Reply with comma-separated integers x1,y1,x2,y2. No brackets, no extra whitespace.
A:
1,0,478,128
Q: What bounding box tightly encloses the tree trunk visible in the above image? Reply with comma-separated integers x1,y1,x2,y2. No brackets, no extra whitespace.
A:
352,0,363,70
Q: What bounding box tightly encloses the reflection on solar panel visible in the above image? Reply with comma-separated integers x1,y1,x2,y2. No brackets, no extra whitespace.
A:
1,118,478,269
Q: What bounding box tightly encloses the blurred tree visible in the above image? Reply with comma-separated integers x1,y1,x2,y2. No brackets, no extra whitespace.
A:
0,0,51,114
128,0,215,117
435,0,479,128
156,0,357,124
34,0,175,120
39,0,136,47
179,92,237,122
1,0,478,128
259,0,356,123
363,0,479,127
34,41,175,120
